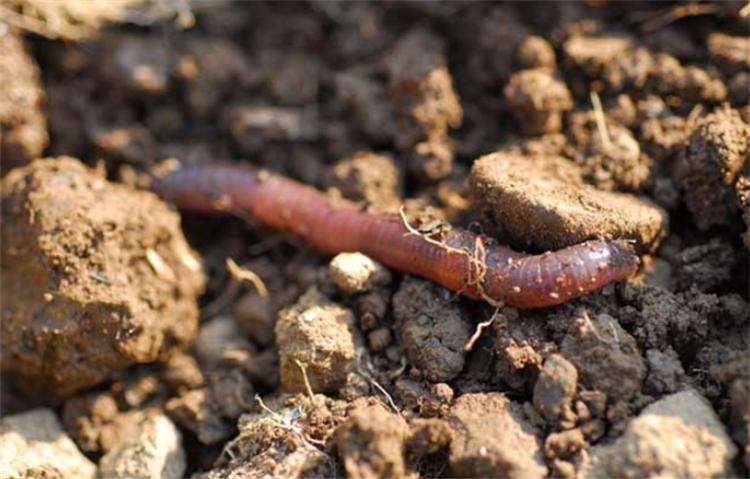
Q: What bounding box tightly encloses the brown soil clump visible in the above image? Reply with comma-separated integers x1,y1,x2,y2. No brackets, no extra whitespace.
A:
583,390,738,478
335,403,412,479
0,408,97,479
504,68,573,136
470,152,668,253
447,393,547,479
326,151,403,213
560,311,646,407
674,106,749,231
275,288,357,394
533,353,578,428
1,158,204,394
393,276,471,383
0,31,48,172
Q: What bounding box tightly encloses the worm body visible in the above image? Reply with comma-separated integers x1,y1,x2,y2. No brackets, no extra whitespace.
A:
152,164,638,308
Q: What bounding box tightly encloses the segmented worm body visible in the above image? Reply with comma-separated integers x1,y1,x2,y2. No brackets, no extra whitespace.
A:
151,164,638,308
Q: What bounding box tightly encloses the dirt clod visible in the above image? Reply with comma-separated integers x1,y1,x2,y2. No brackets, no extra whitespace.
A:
165,389,233,446
276,288,357,394
504,68,573,135
198,394,336,479
326,151,402,212
447,393,547,479
1,158,204,394
232,292,276,346
384,27,463,182
393,277,471,382
470,152,668,252
336,403,412,479
560,311,646,406
99,413,186,479
674,106,749,231
643,348,686,396
533,353,578,428
583,390,737,479
0,31,48,172
0,408,96,479
62,391,139,454
707,33,750,76
195,315,255,369
516,35,557,70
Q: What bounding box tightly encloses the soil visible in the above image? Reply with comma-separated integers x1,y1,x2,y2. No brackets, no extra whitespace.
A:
0,1,748,477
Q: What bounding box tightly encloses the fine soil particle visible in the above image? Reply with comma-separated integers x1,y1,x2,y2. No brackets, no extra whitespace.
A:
393,276,472,383
674,106,749,231
0,408,97,479
1,158,205,394
583,390,738,479
0,31,48,173
469,152,668,253
275,288,357,394
335,403,412,479
446,393,547,479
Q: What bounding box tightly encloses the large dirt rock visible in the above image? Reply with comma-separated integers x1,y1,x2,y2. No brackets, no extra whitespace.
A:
469,152,668,253
1,158,205,394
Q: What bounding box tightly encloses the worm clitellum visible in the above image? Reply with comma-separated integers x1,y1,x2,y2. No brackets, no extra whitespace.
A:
151,163,639,308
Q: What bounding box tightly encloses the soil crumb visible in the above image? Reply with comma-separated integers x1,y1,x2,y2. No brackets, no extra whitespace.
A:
275,288,357,394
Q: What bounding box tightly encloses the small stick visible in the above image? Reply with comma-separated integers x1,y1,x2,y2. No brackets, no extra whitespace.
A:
464,308,501,351
226,258,268,297
639,3,721,32
294,359,316,404
590,91,611,151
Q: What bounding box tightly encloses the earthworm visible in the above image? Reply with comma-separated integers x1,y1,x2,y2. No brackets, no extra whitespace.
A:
150,163,638,308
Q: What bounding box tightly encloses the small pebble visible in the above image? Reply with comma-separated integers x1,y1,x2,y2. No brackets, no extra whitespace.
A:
329,252,391,294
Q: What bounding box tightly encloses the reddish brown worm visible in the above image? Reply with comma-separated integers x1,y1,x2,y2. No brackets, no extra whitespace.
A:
151,163,638,308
